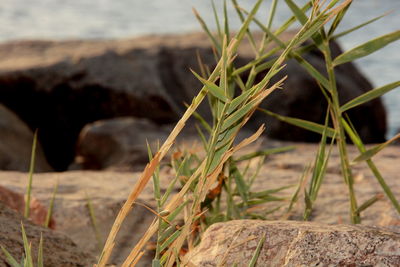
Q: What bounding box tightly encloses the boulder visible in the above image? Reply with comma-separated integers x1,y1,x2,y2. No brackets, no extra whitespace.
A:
72,117,170,171
0,170,178,266
0,104,52,172
0,140,399,265
0,32,386,172
251,40,387,143
185,220,400,267
0,201,94,267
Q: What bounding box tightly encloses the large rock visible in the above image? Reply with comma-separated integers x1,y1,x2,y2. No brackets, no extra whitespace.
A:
0,201,94,266
185,220,400,266
252,40,386,143
0,170,177,266
0,140,399,265
0,104,52,172
0,32,386,172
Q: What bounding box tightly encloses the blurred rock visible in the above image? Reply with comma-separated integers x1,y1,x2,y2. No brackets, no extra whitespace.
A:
0,201,94,267
0,32,386,171
185,220,400,267
72,117,170,171
0,104,52,172
0,185,55,228
251,40,386,143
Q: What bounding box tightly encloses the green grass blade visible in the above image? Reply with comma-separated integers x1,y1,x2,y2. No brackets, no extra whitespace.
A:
284,0,308,25
24,130,38,218
229,160,249,205
1,246,20,267
159,229,181,252
356,194,383,214
353,133,400,163
333,30,400,66
259,108,336,137
267,0,278,29
248,233,265,267
340,81,400,112
342,118,400,214
327,2,351,36
333,12,390,40
235,146,296,162
21,223,33,266
191,69,228,102
193,8,221,53
86,192,103,252
211,0,222,40
44,181,58,228
37,233,44,267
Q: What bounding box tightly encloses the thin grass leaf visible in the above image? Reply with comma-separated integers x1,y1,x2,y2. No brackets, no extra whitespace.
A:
333,30,400,66
25,130,38,218
229,160,249,204
327,1,351,36
193,8,221,53
249,185,293,199
44,181,58,228
191,69,228,102
211,0,222,40
259,108,336,137
21,223,33,267
248,233,265,267
267,0,278,29
341,81,400,112
353,133,400,163
1,246,20,267
356,194,384,214
37,234,44,267
86,192,103,252
159,229,181,253
235,146,295,162
333,11,390,40
342,118,400,214
284,0,308,25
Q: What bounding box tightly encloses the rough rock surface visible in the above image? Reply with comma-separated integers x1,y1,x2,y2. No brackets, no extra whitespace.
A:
185,220,400,267
0,32,386,171
72,117,170,171
0,201,94,267
0,170,177,266
0,140,399,265
0,104,52,172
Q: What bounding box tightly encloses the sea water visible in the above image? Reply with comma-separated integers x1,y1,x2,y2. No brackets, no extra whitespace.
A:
0,0,399,136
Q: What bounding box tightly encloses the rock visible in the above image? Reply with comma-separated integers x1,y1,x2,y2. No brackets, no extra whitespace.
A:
0,32,386,170
72,117,170,171
0,185,55,228
0,170,178,266
185,220,400,267
0,104,52,172
0,140,399,265
251,40,386,143
0,201,94,267
0,34,218,171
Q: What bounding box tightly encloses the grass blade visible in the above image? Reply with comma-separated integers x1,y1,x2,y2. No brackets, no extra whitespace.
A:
340,81,400,112
248,233,266,267
1,246,20,267
44,181,58,228
37,233,44,267
191,69,228,102
333,30,400,66
353,133,400,163
259,108,336,137
24,130,38,219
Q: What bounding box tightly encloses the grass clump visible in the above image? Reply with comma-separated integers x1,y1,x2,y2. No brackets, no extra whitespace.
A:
93,0,399,266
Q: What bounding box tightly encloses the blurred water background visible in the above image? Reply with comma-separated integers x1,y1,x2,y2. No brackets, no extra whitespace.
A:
0,0,398,136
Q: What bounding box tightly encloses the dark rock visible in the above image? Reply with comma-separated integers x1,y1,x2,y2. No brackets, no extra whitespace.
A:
0,33,386,171
0,104,52,172
72,117,170,170
0,201,95,267
250,40,387,143
185,220,400,267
